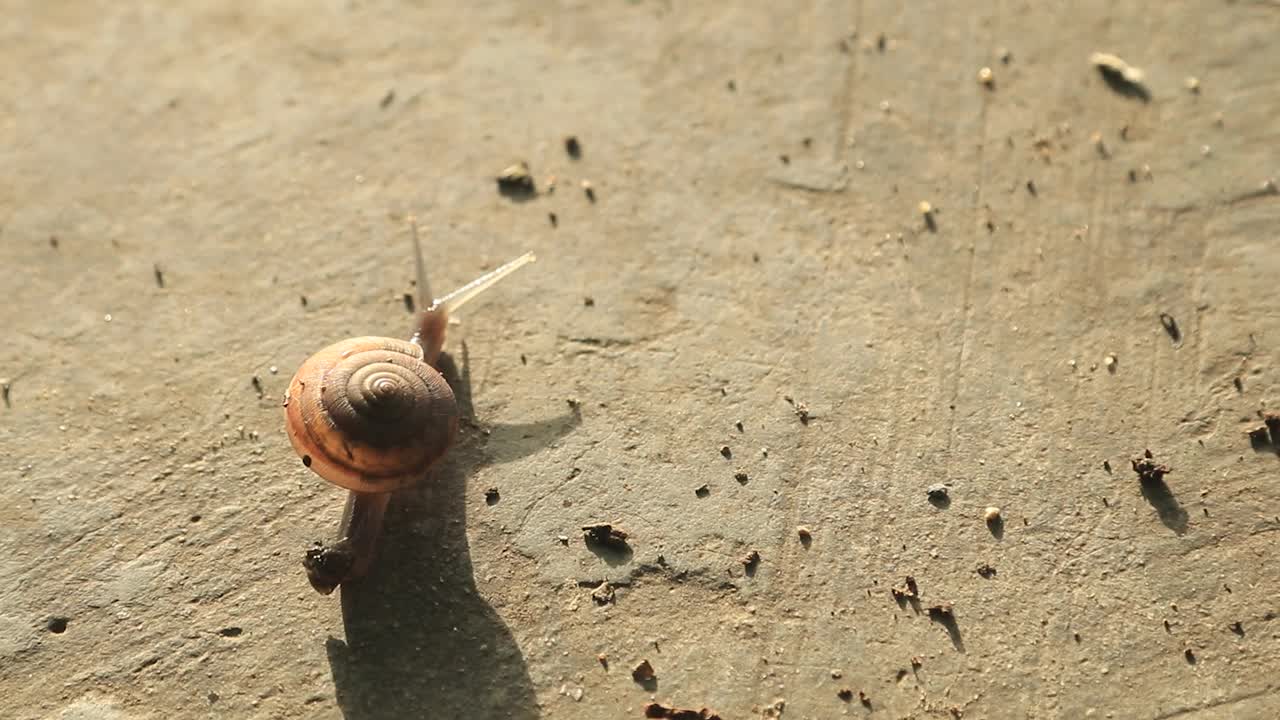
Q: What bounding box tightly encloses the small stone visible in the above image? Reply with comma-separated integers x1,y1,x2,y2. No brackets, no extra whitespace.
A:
1131,452,1172,485
797,527,812,546
632,659,656,684
1089,52,1147,91
984,506,1001,523
977,67,994,87
496,161,535,196
926,483,950,501
582,523,629,550
590,582,615,606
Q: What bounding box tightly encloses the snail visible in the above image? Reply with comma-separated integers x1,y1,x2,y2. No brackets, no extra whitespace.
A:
284,219,535,594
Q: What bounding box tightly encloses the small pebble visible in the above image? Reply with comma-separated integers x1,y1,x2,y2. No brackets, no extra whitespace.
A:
984,506,1002,523
977,67,994,87
1089,52,1145,86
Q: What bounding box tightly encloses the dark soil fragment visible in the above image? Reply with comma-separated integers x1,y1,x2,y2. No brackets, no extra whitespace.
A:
1131,451,1188,534
1159,312,1181,346
926,483,951,508
632,659,657,689
784,395,812,424
1247,413,1280,453
1131,450,1171,485
496,161,536,198
892,576,920,610
582,523,629,551
644,702,722,720
1248,426,1271,451
1266,414,1280,443
302,540,356,595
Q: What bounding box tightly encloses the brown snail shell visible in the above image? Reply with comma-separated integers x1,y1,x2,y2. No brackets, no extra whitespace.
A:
283,336,458,493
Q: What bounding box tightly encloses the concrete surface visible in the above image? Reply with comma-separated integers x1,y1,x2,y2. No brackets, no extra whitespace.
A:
2,1,1279,719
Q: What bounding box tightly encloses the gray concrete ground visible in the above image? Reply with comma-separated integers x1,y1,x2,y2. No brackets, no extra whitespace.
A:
2,1,1279,718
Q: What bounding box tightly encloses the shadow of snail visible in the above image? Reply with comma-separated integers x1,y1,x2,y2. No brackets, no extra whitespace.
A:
282,221,578,718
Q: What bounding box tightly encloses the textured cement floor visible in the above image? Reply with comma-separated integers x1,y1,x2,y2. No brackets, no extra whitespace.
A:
2,1,1279,719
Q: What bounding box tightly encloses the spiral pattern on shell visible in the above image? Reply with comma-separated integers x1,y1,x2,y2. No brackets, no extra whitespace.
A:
284,337,458,493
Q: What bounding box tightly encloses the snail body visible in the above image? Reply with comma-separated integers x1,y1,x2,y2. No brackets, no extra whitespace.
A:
285,220,535,595
285,336,458,494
